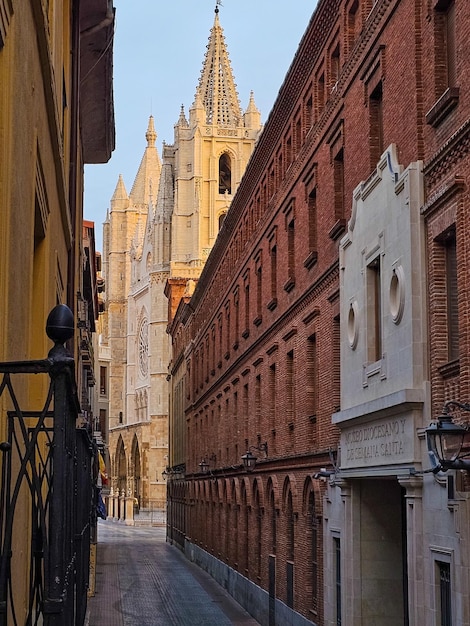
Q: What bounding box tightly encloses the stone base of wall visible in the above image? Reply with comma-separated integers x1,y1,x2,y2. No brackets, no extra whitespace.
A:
184,539,317,626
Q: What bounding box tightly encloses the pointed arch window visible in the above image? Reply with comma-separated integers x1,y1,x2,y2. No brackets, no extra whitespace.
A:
286,488,295,609
218,212,227,230
308,490,319,613
254,486,262,578
270,489,277,554
287,489,294,561
219,153,232,194
138,318,149,378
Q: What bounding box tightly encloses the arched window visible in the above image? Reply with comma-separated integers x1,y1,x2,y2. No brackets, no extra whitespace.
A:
270,489,277,554
231,481,238,568
117,438,127,494
219,212,227,230
219,153,232,194
286,487,295,610
223,482,229,562
308,490,319,613
241,482,249,573
254,484,262,578
287,489,294,560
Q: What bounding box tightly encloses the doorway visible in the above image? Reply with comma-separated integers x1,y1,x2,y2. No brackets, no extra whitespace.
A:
358,479,408,625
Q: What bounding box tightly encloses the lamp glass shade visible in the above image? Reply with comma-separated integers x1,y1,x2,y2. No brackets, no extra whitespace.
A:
427,418,466,463
241,451,257,472
439,430,464,462
199,460,209,474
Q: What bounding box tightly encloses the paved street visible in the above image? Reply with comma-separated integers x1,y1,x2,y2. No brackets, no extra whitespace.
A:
86,521,260,626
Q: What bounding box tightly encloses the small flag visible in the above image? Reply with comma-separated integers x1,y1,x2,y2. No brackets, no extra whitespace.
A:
98,452,108,485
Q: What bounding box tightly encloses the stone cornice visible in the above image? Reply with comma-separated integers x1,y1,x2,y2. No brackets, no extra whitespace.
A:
423,118,470,186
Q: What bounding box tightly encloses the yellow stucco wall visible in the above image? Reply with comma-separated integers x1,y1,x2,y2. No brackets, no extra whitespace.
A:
0,0,89,616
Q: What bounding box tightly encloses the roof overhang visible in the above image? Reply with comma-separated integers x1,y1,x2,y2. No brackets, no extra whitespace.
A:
80,0,116,163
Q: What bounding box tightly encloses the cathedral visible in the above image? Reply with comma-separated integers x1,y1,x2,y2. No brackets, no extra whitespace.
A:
100,6,262,517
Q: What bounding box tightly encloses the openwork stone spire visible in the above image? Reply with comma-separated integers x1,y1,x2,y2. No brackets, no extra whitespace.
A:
197,6,242,127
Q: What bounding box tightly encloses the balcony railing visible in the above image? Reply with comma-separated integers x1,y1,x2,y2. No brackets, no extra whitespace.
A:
0,305,96,626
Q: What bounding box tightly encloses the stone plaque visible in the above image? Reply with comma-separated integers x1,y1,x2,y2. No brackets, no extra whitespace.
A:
341,415,414,469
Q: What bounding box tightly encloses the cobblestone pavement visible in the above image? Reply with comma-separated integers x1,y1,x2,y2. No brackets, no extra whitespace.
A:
86,520,260,626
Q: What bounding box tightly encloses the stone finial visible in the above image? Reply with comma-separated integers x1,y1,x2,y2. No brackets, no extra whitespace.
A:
176,105,189,127
146,115,157,147
246,91,259,113
244,91,262,130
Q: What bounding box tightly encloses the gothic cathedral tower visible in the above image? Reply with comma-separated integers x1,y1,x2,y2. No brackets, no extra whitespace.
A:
169,5,261,278
101,6,262,515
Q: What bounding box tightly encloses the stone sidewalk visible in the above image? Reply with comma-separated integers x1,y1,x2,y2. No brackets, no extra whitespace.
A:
86,520,260,626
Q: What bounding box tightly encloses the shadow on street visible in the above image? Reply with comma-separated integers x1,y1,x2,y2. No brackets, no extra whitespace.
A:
87,520,260,626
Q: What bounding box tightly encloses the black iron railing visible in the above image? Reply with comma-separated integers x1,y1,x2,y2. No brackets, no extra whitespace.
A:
0,305,95,625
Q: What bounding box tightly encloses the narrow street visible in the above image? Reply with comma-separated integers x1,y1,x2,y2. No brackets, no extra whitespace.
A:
86,521,260,626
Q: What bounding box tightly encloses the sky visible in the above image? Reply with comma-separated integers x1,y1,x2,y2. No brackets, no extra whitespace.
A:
84,1,317,253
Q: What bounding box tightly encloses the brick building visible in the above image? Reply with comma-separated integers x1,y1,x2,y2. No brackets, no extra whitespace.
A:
166,0,470,624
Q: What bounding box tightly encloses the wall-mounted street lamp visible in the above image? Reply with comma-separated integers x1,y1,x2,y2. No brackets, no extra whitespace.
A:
313,468,334,480
241,442,268,472
426,400,470,472
312,449,338,481
199,454,217,475
162,464,186,480
199,459,210,474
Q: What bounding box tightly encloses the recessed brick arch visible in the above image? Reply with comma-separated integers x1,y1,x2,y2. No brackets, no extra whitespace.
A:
282,473,300,514
203,479,211,502
240,475,252,508
230,477,241,506
266,474,281,510
301,475,323,516
221,477,229,503
252,475,265,510
208,479,215,503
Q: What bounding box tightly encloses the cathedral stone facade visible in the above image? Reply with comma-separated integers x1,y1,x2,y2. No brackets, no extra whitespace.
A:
101,7,262,518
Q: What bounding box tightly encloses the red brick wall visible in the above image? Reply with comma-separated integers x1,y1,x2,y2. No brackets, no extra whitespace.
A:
422,0,470,417
167,0,470,622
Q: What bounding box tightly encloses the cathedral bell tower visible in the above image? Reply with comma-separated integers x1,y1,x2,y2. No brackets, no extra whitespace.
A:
169,4,261,279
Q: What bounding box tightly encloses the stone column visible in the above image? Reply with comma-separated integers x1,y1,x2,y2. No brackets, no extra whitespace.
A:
119,490,126,521
111,493,118,520
125,496,135,525
335,478,361,626
398,475,424,626
110,482,119,520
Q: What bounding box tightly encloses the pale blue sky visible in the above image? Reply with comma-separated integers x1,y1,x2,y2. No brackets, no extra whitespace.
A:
84,1,317,252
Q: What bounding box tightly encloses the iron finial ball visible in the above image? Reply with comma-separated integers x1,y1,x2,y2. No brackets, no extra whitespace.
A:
46,304,74,345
